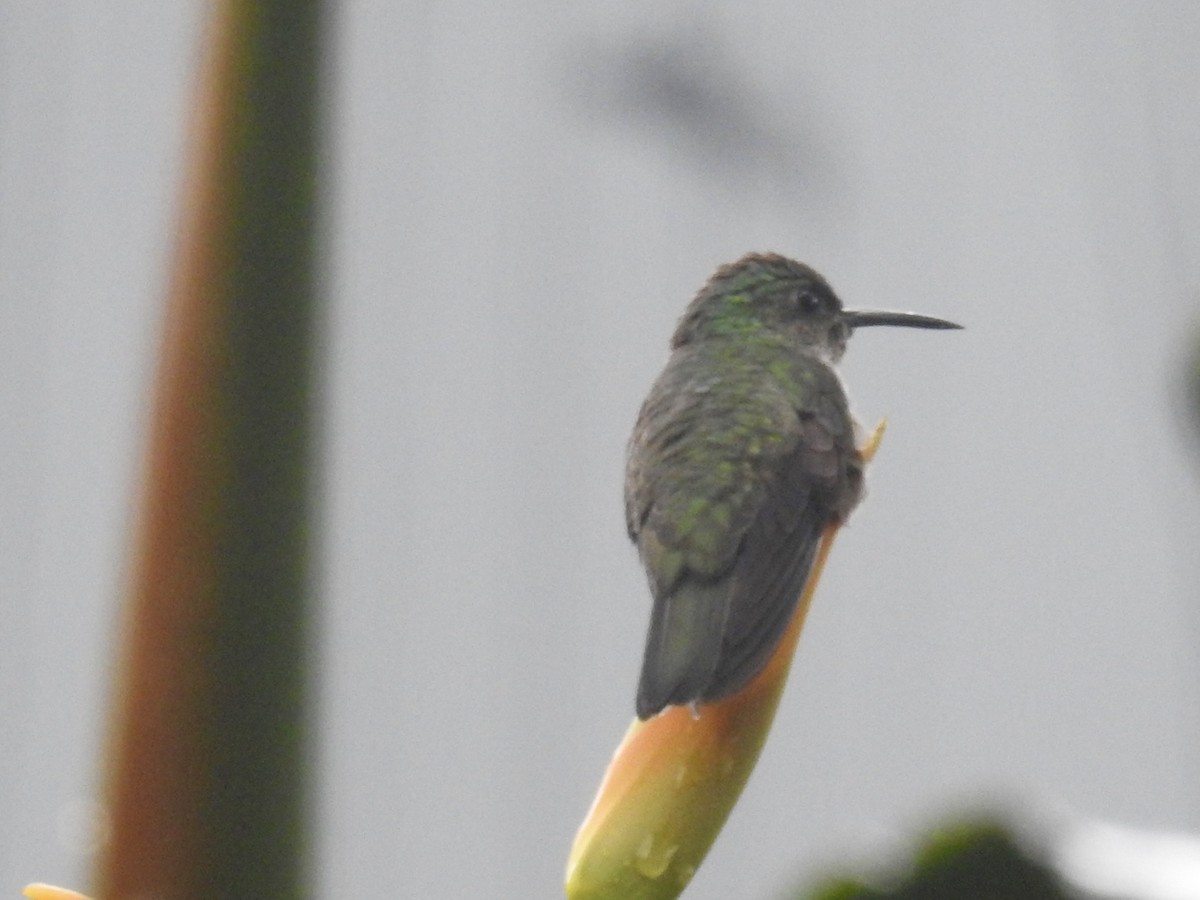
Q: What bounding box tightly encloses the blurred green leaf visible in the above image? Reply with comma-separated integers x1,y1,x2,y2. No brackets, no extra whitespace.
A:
801,819,1077,900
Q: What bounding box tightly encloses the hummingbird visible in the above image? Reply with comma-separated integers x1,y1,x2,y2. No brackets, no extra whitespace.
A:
626,253,960,719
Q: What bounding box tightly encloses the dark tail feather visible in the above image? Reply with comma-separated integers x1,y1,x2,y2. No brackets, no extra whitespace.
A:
635,579,730,719
708,516,823,702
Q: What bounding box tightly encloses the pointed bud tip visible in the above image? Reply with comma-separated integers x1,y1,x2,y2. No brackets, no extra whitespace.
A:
24,886,91,900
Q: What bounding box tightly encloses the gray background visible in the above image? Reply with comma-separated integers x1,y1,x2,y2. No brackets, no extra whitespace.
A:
3,2,1200,898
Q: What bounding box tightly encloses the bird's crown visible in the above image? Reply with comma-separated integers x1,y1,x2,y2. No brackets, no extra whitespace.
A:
671,252,843,350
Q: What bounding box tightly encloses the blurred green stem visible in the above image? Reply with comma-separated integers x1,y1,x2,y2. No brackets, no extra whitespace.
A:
97,1,323,897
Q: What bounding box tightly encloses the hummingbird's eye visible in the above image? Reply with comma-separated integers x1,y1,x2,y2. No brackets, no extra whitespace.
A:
793,289,821,315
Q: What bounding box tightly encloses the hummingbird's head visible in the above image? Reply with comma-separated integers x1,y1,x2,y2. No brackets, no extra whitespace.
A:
672,253,852,360
672,253,961,361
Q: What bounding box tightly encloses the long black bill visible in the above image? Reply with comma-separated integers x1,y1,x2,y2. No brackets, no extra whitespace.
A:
844,309,963,330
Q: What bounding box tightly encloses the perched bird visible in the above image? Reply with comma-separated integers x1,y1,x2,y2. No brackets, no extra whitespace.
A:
626,253,960,719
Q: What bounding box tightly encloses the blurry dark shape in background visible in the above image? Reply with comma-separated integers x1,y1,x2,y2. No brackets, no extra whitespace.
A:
799,817,1083,900
568,24,840,208
796,811,1200,899
1188,325,1200,453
